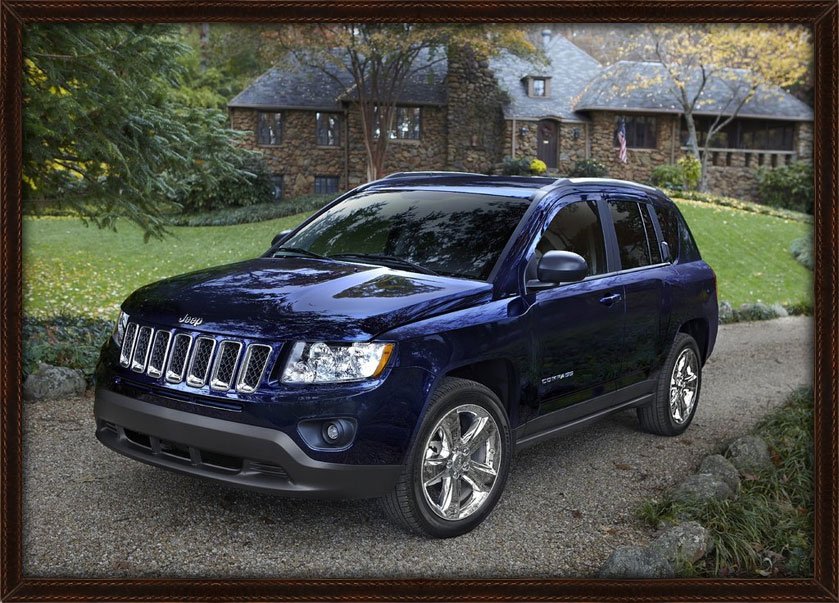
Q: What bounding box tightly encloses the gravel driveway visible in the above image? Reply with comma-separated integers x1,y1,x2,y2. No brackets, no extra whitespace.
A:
23,316,812,578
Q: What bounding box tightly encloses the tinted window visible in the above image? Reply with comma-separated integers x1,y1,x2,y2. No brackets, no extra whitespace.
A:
609,200,652,269
678,214,702,262
641,205,662,264
654,205,679,262
536,201,607,276
281,191,530,280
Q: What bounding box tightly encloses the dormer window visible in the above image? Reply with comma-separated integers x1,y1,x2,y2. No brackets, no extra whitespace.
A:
527,77,551,98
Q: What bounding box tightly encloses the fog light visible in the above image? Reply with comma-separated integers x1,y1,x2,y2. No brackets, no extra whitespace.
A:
323,421,343,442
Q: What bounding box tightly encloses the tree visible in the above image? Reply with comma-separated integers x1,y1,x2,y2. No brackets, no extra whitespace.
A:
643,25,810,190
23,25,259,239
263,25,535,181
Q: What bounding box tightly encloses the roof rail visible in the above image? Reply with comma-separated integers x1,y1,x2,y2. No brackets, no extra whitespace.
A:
381,171,485,180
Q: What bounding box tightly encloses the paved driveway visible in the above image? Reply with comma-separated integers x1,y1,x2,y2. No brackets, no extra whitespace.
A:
23,317,812,578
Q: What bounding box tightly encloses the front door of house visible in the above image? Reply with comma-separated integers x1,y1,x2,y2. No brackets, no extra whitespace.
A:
537,120,558,170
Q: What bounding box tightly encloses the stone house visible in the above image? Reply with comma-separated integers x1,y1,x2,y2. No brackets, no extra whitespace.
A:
228,31,813,201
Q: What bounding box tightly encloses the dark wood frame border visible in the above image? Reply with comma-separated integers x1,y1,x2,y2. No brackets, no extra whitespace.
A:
1,2,836,601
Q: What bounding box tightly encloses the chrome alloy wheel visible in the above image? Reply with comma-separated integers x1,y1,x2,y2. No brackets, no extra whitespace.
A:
670,348,699,424
419,404,502,521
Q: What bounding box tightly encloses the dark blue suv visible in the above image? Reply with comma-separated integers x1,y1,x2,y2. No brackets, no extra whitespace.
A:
95,173,718,537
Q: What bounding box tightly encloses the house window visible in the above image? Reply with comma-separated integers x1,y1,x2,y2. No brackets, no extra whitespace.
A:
316,112,341,147
679,117,795,151
314,175,340,195
615,115,657,149
529,77,550,97
374,107,421,140
270,175,283,201
257,112,282,146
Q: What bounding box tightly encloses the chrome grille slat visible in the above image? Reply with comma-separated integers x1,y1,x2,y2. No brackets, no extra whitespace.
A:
146,331,172,378
130,327,153,372
186,337,217,387
236,344,272,393
210,340,243,391
165,333,193,383
119,323,139,367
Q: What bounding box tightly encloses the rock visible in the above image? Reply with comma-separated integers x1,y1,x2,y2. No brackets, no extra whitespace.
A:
672,473,734,504
598,545,674,579
23,363,86,401
718,301,734,323
649,521,712,564
727,435,773,473
699,454,740,493
771,303,789,318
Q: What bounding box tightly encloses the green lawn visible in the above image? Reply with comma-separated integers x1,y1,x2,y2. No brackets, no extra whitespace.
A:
23,200,812,320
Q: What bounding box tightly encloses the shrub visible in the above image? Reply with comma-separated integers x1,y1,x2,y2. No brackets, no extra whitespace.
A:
167,194,332,227
651,164,686,189
529,158,547,175
678,155,701,190
174,154,274,214
790,234,813,270
501,157,533,176
756,162,813,215
23,315,114,382
568,159,607,178
666,189,812,223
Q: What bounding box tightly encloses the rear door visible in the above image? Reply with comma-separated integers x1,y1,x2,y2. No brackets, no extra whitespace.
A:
604,195,669,384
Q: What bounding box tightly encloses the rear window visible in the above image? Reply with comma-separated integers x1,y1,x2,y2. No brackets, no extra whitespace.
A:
654,204,701,262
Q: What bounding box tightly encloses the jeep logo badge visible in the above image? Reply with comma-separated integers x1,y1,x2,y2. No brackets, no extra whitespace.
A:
178,313,203,327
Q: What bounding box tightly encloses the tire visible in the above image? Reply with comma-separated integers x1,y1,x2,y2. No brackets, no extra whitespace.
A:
382,377,512,538
637,332,703,436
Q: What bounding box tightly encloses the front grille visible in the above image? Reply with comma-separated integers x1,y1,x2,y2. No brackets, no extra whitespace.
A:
165,333,192,383
130,326,153,373
146,331,171,378
186,337,216,387
210,340,242,391
119,322,275,393
237,344,272,393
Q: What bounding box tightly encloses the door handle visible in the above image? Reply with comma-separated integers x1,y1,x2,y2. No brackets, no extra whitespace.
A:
599,293,622,307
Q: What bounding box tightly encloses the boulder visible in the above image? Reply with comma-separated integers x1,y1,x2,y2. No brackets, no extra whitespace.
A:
699,454,740,493
23,363,86,401
649,521,712,564
598,545,674,579
672,473,734,504
727,435,773,473
718,301,734,323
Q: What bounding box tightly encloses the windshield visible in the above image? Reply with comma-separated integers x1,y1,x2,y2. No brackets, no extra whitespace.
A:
276,190,532,280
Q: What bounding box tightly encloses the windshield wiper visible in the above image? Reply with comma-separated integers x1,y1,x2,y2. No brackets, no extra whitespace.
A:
329,253,439,276
272,246,328,260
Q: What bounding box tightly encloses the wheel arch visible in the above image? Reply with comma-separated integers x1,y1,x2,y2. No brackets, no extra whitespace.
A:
677,317,710,364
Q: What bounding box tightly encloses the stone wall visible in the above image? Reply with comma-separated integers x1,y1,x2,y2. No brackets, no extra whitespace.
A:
558,122,588,174
345,104,448,190
229,108,345,198
502,119,539,163
446,47,506,173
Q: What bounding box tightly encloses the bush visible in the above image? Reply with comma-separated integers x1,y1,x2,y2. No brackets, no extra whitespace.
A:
651,164,686,189
568,159,607,178
678,155,701,190
174,154,274,214
666,189,812,223
790,234,813,270
167,194,332,227
756,162,813,215
530,158,547,175
23,315,114,382
501,157,533,176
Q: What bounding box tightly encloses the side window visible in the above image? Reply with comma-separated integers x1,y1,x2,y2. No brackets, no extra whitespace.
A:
641,205,662,264
678,214,702,262
609,200,652,269
654,205,680,262
536,201,607,276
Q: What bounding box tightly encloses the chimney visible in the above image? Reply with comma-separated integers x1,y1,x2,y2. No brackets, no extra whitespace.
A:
542,29,552,48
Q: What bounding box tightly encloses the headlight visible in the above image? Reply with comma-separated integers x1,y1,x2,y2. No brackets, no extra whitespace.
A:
112,310,129,345
281,342,394,384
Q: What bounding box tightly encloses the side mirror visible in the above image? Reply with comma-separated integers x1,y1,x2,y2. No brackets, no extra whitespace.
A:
271,229,293,247
537,250,588,284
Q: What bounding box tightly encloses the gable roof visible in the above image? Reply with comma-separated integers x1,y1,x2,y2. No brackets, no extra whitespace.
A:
489,34,601,122
228,49,448,111
575,61,813,121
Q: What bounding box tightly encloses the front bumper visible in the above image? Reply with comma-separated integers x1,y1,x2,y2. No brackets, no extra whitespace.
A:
94,388,402,499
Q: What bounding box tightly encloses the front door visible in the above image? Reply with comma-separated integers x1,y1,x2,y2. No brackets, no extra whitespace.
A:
537,120,558,170
528,198,625,421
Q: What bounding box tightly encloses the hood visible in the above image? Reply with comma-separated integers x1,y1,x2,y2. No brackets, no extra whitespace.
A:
123,257,492,341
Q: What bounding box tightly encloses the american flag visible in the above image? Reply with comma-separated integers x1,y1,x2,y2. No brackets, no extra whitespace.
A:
617,118,628,164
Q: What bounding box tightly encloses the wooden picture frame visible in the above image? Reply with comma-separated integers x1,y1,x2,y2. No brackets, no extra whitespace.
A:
1,2,836,600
